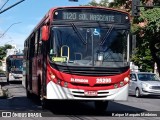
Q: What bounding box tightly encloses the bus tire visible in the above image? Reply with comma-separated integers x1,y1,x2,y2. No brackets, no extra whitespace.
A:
26,76,31,98
7,77,9,84
38,77,45,108
38,77,41,99
41,99,48,110
26,90,31,98
95,101,108,112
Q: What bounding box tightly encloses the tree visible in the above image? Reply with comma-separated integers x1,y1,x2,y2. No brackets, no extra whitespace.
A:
132,8,160,72
0,44,12,66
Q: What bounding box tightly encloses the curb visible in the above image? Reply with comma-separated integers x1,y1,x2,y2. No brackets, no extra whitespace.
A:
0,85,3,96
0,85,8,98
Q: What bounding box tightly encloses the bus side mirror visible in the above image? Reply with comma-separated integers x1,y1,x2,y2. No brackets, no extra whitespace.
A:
42,25,49,41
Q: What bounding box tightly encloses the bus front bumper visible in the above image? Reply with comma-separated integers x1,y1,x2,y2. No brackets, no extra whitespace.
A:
46,81,129,101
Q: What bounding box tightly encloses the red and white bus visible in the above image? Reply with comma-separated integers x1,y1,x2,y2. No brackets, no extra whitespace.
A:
23,6,131,110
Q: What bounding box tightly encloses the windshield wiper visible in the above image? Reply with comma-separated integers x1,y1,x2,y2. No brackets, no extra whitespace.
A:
70,23,87,45
99,25,114,45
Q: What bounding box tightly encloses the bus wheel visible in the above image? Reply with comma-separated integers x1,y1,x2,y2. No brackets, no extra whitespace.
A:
94,101,108,112
7,77,9,84
41,99,46,110
38,78,46,109
26,90,31,98
41,99,49,110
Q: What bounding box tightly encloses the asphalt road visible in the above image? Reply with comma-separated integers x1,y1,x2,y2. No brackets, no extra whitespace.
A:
0,83,160,120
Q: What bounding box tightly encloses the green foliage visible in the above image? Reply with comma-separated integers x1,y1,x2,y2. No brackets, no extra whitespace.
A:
85,0,99,6
85,0,127,8
0,44,12,66
131,7,160,72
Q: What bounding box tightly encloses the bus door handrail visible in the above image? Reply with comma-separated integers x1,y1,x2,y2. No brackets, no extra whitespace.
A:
61,45,70,62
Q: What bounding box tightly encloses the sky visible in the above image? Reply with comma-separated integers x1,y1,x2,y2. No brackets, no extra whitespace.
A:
0,0,101,51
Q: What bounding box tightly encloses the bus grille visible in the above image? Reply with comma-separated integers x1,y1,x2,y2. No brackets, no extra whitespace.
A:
51,63,129,76
70,82,113,87
72,91,109,98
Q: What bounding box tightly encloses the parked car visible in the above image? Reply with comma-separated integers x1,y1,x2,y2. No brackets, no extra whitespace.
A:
0,72,7,83
129,72,160,97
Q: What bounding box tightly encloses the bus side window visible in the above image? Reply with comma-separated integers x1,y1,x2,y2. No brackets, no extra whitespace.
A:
24,41,26,59
34,31,38,56
35,29,41,56
38,29,43,55
29,33,35,59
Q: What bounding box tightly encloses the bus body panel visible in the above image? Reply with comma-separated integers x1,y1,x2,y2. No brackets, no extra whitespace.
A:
46,81,128,100
46,65,130,100
31,55,43,95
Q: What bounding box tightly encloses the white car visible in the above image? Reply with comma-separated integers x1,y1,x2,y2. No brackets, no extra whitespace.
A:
129,72,160,97
0,72,7,83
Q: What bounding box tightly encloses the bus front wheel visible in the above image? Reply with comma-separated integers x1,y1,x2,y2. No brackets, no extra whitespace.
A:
94,101,108,112
26,90,32,98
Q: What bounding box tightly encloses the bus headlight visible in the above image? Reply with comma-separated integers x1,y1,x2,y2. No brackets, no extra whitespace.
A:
114,84,118,88
9,73,13,76
64,82,68,87
57,79,61,84
120,81,124,87
50,74,55,80
124,77,129,82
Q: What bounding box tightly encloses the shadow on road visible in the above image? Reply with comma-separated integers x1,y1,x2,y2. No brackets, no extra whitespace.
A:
45,100,146,116
0,97,42,111
129,95,160,99
0,95,147,116
0,84,148,116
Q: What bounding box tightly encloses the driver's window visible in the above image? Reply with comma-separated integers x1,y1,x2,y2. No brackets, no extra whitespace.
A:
130,74,137,81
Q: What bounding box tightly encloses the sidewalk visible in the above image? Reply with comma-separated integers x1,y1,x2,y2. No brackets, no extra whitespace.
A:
0,84,42,111
2,84,26,98
0,85,3,96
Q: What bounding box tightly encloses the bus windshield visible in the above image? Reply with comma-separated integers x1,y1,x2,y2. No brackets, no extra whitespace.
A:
48,24,129,67
11,59,23,70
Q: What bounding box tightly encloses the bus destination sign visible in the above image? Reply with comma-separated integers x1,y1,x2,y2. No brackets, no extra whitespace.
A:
62,12,115,22
10,55,23,59
53,9,129,23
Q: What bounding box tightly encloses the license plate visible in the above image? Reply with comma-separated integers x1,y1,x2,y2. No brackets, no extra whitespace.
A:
84,91,97,96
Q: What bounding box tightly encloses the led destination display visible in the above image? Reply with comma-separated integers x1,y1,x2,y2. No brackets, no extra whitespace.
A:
62,12,115,22
53,8,129,23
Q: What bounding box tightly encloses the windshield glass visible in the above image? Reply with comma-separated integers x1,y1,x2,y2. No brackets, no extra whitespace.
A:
48,25,129,67
11,59,23,70
138,74,160,81
0,73,6,77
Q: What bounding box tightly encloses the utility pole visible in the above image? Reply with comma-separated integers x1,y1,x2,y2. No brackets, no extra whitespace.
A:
0,0,25,14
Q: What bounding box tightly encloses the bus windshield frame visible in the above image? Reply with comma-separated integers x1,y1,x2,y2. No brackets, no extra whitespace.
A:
52,8,129,24
48,22,129,67
47,8,130,67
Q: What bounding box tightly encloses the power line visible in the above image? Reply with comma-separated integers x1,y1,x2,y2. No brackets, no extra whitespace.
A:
0,0,25,14
0,0,10,11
